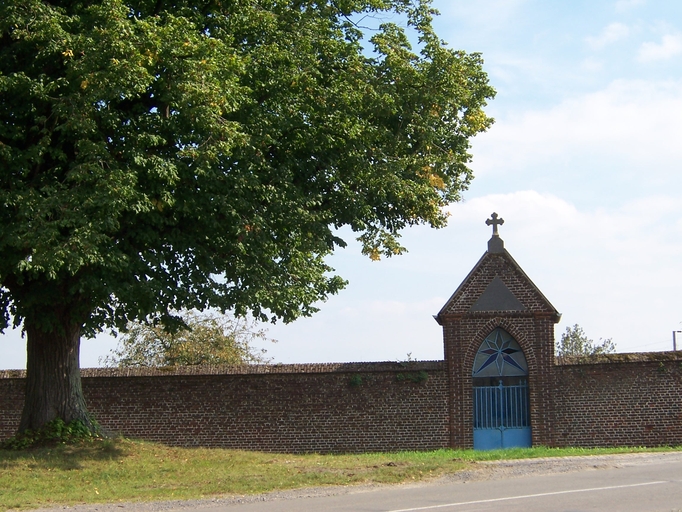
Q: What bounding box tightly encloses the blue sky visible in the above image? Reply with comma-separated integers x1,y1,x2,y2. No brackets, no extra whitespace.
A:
2,0,681,369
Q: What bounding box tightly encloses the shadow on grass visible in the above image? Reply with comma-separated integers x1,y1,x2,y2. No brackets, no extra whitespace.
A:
0,437,126,471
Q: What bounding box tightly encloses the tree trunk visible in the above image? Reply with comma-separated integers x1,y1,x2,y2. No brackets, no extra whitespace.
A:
18,319,94,433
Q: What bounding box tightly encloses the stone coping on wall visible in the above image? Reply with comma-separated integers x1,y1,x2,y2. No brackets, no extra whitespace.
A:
555,351,682,366
0,360,445,379
3,352,681,377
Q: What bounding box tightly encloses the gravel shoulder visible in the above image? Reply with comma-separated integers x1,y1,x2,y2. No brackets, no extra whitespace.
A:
27,451,682,512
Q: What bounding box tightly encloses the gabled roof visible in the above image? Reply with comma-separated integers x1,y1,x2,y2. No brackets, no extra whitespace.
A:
435,235,561,324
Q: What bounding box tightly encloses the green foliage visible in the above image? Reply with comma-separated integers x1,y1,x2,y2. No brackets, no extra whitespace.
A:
0,0,495,335
556,324,616,358
1,418,101,450
101,311,273,367
349,374,364,387
396,370,429,383
396,354,428,383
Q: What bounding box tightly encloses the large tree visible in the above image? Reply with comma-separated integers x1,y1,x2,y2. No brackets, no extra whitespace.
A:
0,0,495,434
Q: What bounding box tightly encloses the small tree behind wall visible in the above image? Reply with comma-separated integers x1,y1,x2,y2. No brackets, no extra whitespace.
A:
556,324,616,359
101,312,273,367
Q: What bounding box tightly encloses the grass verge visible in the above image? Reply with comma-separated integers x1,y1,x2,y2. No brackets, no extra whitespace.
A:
1,439,680,511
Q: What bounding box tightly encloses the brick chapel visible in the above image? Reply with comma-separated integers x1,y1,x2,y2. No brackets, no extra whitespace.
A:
436,213,561,449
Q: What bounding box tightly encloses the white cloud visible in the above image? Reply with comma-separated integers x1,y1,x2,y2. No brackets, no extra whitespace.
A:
586,22,630,49
637,33,682,62
266,294,447,363
473,79,682,172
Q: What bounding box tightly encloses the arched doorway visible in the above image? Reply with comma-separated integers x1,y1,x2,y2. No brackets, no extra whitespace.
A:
472,328,531,450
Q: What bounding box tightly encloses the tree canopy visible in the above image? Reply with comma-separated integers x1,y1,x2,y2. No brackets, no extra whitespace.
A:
0,0,495,433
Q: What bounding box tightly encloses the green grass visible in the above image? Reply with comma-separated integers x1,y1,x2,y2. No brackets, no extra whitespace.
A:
1,439,680,511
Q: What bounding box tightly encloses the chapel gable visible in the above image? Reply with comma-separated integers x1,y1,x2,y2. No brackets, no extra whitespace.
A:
436,213,560,320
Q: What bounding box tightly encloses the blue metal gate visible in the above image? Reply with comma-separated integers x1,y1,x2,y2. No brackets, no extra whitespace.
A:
473,380,531,450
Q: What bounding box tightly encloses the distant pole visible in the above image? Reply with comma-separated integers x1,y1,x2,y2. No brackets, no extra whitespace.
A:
674,331,682,352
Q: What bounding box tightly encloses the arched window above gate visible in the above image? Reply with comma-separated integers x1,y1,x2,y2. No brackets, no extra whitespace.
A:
472,328,528,377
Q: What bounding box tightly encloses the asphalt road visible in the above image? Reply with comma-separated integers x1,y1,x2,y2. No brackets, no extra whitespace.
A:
203,452,682,512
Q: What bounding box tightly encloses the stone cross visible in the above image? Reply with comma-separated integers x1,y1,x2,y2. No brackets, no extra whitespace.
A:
486,212,504,237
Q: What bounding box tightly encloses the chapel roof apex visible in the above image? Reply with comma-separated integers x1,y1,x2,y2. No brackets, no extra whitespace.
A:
434,212,561,324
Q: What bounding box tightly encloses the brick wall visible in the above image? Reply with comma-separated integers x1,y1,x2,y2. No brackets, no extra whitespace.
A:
552,353,682,448
5,239,682,452
0,362,449,453
3,355,682,451
0,373,23,442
